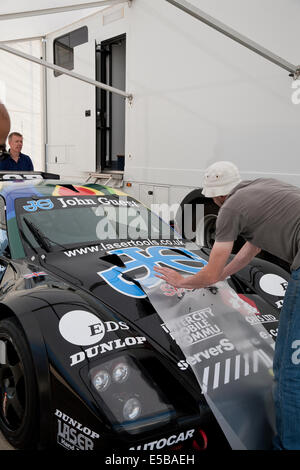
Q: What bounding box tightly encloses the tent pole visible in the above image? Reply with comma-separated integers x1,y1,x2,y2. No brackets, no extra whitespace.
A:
0,0,130,20
166,0,300,78
0,43,133,102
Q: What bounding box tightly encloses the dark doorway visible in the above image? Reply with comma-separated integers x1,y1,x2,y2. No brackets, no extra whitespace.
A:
96,34,126,172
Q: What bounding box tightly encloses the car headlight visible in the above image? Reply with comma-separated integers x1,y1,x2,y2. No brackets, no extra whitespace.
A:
123,397,142,421
88,356,174,434
112,362,130,384
93,370,111,392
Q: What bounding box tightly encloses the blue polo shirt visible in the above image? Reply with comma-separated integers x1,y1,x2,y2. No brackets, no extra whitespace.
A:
0,152,34,171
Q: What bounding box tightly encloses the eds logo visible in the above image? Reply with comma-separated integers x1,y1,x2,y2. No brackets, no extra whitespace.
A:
98,246,207,298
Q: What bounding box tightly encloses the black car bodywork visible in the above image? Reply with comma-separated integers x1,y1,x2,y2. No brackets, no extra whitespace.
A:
0,176,288,451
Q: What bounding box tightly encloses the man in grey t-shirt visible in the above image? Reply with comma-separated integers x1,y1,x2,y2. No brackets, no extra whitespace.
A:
155,161,300,450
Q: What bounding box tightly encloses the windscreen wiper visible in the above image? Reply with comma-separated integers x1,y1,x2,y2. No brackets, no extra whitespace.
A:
23,218,52,253
19,227,38,254
23,217,69,252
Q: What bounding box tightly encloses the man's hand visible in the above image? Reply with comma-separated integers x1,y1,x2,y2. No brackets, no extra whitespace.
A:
154,241,234,289
154,266,184,287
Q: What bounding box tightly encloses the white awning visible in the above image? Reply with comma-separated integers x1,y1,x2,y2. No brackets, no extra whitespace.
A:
0,1,117,42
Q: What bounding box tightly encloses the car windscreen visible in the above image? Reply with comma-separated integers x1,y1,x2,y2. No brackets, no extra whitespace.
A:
15,195,177,253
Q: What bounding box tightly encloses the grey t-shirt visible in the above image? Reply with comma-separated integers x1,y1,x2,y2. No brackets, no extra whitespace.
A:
216,178,300,270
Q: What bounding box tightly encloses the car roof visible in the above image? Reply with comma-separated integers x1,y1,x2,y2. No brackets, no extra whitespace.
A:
0,180,128,199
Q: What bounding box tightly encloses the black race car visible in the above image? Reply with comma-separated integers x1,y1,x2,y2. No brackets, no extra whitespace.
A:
0,173,288,451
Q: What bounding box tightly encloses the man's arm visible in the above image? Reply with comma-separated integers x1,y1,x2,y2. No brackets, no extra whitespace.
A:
154,241,233,288
219,241,261,280
0,102,10,146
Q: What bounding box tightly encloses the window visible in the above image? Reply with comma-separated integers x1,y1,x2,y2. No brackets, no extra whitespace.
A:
53,26,88,77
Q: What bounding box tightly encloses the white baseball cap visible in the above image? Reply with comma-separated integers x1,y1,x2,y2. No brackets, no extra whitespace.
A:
202,161,241,198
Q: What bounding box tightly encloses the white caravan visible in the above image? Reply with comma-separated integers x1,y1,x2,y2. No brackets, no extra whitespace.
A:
44,0,300,247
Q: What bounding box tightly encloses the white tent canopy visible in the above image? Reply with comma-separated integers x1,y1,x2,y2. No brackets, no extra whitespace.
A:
0,0,299,173
0,1,112,42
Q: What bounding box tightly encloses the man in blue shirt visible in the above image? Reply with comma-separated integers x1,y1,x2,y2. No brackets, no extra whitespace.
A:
0,132,34,171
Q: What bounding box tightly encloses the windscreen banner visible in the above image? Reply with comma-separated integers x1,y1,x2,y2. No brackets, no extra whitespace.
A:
140,277,277,450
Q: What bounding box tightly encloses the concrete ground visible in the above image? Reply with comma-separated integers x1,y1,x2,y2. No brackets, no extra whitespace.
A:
0,432,15,450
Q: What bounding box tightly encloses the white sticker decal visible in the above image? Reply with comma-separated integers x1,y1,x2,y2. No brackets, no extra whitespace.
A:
55,409,100,451
59,311,137,366
259,274,288,297
129,429,195,451
69,336,147,367
59,311,106,346
142,279,278,450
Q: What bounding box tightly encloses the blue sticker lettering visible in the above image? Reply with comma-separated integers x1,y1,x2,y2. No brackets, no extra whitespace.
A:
23,199,54,212
98,246,207,298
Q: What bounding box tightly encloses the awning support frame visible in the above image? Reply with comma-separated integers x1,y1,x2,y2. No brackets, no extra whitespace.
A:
166,0,300,78
0,43,133,102
0,0,132,21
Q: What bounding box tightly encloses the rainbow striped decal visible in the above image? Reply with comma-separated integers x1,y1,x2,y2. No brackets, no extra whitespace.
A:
51,184,128,197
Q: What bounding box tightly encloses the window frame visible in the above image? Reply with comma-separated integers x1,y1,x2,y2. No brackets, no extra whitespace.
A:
53,26,88,77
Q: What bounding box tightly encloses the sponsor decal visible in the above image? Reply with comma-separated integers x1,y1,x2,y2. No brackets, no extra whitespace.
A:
63,238,184,258
197,349,273,393
159,304,276,376
70,336,147,367
23,198,54,212
58,310,146,366
59,311,113,346
55,409,100,450
129,429,195,451
143,280,277,449
64,244,102,258
177,346,273,387
98,246,207,298
245,313,277,325
177,338,235,370
56,196,139,209
59,310,129,346
19,194,140,216
161,307,221,347
259,274,288,297
268,328,278,338
56,197,97,208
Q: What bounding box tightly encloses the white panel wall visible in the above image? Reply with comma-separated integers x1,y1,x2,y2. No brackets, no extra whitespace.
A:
44,0,300,196
0,39,43,170
45,3,129,179
125,0,300,188
46,37,96,178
